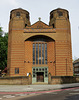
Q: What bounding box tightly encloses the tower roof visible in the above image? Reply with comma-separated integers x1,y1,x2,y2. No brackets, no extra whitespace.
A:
50,8,69,14
10,8,29,14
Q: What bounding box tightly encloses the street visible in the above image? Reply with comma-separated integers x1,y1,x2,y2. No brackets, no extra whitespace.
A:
18,88,79,100
0,87,79,100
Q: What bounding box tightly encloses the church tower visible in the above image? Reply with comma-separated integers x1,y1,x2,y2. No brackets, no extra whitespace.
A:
49,8,73,76
7,8,30,76
9,8,30,29
49,8,70,29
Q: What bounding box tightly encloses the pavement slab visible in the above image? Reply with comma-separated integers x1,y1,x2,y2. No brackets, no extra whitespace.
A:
0,83,79,93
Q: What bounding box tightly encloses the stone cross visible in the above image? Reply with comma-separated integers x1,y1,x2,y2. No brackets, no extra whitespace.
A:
38,17,41,21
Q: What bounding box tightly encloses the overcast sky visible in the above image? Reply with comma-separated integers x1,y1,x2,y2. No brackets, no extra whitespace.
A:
0,0,79,59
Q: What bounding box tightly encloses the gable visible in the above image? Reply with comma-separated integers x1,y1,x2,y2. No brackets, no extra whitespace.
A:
30,21,50,28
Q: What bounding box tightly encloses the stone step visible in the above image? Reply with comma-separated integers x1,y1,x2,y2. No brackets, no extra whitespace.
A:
32,82,48,85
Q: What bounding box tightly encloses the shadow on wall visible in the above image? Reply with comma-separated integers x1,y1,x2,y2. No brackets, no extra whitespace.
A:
60,76,76,84
51,76,79,84
64,95,79,100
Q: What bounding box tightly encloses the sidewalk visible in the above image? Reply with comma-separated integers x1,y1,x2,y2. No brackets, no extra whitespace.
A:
0,83,79,92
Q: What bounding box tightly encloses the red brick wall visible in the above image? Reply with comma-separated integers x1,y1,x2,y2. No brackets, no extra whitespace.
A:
48,41,56,76
24,41,32,75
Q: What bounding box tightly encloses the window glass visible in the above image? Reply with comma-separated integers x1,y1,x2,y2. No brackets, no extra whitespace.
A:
36,69,38,71
36,44,38,64
45,75,48,77
15,68,19,74
33,68,35,71
52,24,55,28
33,43,35,64
16,12,20,17
50,14,53,19
33,75,35,77
33,43,47,65
45,68,47,71
42,68,44,71
26,14,29,19
39,68,41,71
58,11,63,16
39,44,41,64
33,38,46,42
45,43,47,64
42,43,44,64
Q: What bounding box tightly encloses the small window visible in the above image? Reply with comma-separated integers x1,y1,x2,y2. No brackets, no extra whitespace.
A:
39,68,41,71
36,69,38,71
16,12,20,17
42,68,44,71
25,24,27,27
33,72,35,74
45,71,47,73
33,68,35,71
26,14,29,19
15,68,19,74
45,75,48,77
52,24,55,28
50,14,53,19
45,68,47,71
33,75,35,77
58,11,63,16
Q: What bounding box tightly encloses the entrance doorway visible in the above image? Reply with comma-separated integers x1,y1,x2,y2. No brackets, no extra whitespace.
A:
32,67,48,84
37,72,44,82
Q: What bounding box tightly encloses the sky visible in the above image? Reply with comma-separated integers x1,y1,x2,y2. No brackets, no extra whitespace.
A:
0,0,79,59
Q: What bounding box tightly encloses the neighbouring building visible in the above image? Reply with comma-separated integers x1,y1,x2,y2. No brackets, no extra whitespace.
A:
73,58,79,75
7,8,73,84
1,67,7,77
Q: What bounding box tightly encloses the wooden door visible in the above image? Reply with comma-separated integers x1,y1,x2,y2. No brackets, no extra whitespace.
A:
37,72,44,82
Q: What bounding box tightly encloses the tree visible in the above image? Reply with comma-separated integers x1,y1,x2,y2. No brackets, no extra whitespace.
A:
0,27,2,37
0,27,8,71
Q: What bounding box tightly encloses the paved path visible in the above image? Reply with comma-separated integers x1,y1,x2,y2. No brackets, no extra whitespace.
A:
0,83,79,92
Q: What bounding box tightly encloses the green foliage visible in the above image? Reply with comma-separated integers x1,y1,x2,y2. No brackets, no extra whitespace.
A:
0,27,8,71
0,27,2,37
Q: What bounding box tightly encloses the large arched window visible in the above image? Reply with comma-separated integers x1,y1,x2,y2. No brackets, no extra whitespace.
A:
32,36,48,65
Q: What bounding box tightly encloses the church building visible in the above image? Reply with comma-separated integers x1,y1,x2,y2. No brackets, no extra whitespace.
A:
7,8,73,84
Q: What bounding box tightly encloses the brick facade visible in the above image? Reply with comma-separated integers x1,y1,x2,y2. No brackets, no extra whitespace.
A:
7,8,73,84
